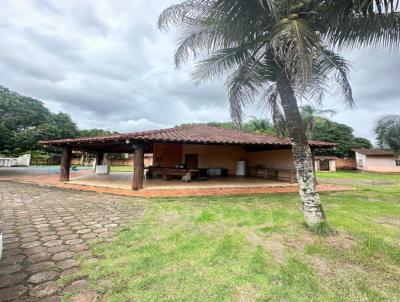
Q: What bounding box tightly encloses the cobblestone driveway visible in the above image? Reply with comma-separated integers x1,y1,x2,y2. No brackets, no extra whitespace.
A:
0,181,145,302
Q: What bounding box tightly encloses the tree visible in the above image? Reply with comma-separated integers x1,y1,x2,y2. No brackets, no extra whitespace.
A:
79,128,114,137
300,105,335,140
158,1,399,227
375,115,400,155
0,86,79,155
313,118,372,157
179,117,275,134
242,117,275,134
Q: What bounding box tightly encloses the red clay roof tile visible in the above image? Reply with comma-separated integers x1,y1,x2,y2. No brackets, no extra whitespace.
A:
40,124,336,147
353,148,395,156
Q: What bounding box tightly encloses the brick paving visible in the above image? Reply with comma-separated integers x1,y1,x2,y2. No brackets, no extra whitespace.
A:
0,181,144,302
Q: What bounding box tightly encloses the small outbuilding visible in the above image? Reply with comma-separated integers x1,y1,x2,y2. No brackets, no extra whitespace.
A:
314,156,337,172
354,148,400,172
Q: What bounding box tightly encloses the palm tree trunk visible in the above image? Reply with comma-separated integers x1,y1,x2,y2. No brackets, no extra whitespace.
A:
276,74,326,227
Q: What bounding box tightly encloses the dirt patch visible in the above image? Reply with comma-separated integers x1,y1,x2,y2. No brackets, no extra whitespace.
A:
276,229,357,252
157,210,182,225
307,253,398,299
365,180,397,186
245,231,286,264
324,232,357,250
320,178,396,186
308,256,335,279
279,231,315,252
235,283,262,302
376,216,400,227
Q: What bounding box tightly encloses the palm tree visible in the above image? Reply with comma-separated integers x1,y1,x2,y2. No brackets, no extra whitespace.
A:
375,115,400,155
300,105,336,140
243,117,274,134
158,1,400,227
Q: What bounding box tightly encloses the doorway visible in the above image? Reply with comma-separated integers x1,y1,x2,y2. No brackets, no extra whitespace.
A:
320,159,330,171
185,154,198,169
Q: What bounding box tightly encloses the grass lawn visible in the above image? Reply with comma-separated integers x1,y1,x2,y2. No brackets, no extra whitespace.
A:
109,165,133,172
74,171,400,302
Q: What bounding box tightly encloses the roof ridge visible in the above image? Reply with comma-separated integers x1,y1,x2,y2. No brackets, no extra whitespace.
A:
40,123,336,148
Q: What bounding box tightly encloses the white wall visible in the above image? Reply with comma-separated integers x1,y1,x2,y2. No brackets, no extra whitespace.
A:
355,152,367,170
0,154,31,167
365,156,400,172
329,160,336,172
355,152,400,172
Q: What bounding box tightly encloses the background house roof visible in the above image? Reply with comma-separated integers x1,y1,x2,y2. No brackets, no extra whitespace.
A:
314,156,338,160
353,148,394,156
40,124,336,148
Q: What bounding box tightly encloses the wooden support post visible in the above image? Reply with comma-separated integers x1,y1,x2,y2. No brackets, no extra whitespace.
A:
60,146,72,182
96,152,104,165
132,144,144,190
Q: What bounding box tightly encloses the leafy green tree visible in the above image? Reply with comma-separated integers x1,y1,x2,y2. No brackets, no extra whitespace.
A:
0,86,79,155
79,128,114,137
207,121,236,129
375,115,400,155
179,117,275,134
242,117,275,134
300,105,336,139
159,0,399,227
313,118,371,157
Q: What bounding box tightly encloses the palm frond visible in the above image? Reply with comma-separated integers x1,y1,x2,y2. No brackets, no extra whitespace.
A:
314,49,355,108
192,42,266,84
326,13,400,50
157,0,210,31
318,0,400,50
271,18,321,89
261,84,287,136
226,58,267,126
174,20,223,68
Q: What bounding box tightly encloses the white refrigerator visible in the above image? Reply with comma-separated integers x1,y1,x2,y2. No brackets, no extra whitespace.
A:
236,160,246,176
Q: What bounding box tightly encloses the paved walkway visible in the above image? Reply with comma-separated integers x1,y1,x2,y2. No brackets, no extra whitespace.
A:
0,181,144,302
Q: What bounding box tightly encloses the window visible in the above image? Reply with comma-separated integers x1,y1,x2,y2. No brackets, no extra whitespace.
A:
396,160,400,167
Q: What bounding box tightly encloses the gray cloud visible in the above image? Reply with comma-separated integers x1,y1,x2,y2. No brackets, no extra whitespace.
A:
0,0,398,143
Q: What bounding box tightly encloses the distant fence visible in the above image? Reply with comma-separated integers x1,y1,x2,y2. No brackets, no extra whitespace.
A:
31,154,153,167
102,157,153,167
336,158,357,170
0,154,31,167
70,156,153,167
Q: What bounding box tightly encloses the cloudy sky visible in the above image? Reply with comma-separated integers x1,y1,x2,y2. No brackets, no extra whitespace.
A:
0,0,399,142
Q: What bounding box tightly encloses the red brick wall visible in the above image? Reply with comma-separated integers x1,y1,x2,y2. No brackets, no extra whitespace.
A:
336,158,356,170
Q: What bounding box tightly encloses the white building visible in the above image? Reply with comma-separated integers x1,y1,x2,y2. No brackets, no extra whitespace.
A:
354,149,400,172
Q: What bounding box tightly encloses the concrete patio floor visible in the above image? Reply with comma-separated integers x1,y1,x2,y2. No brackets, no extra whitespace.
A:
0,167,353,197
69,172,297,190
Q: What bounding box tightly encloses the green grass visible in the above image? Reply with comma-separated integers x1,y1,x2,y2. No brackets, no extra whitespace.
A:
76,171,400,302
109,165,133,172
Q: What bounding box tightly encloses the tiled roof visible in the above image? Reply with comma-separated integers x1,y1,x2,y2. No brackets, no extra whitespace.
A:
353,148,395,156
40,124,336,147
314,156,338,160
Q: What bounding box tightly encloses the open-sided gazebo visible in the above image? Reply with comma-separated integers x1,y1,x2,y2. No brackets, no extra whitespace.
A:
40,124,335,191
